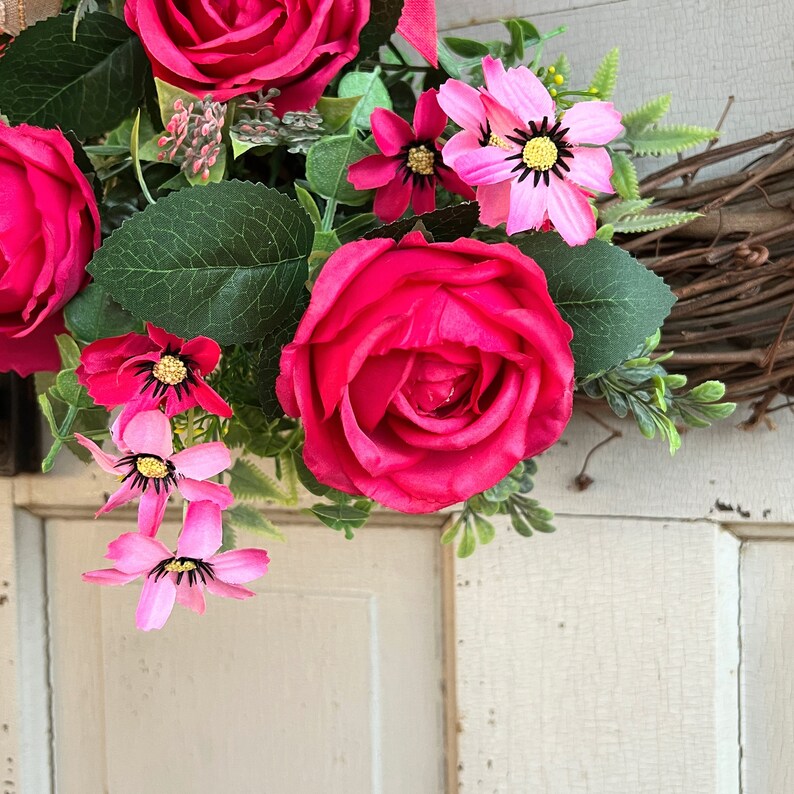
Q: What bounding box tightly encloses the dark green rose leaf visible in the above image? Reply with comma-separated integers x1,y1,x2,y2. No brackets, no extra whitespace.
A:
356,0,404,60
515,233,676,377
0,13,147,138
65,284,144,343
88,181,313,345
305,134,375,205
364,202,480,242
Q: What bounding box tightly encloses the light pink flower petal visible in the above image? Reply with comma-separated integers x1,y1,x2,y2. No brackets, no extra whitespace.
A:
437,79,486,131
176,500,222,560
205,577,256,600
348,154,401,190
120,410,173,459
506,177,549,235
209,548,270,584
482,55,554,122
439,130,481,170
175,581,206,614
371,107,414,156
373,174,412,223
564,146,614,193
137,487,169,537
479,92,525,141
73,434,120,474
477,181,511,227
82,568,140,586
454,146,516,186
136,575,177,631
547,179,596,245
413,88,447,141
171,442,231,480
562,101,623,145
177,478,234,508
106,532,172,574
95,479,140,517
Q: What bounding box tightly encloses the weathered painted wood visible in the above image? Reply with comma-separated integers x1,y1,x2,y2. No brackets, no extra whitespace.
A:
454,515,741,793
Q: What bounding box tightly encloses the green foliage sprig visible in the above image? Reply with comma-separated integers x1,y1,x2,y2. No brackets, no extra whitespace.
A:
581,331,737,453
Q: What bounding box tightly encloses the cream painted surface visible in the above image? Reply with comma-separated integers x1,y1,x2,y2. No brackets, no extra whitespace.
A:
40,510,447,794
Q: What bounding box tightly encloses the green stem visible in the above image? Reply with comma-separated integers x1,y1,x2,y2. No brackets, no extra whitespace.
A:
321,198,338,232
185,407,196,447
41,405,79,473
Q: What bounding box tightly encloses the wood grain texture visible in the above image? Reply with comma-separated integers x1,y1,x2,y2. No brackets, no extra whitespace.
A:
45,514,446,794
439,0,794,155
454,516,741,793
740,540,794,794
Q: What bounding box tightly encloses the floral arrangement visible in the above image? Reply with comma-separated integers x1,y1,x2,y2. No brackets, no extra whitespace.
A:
0,0,736,630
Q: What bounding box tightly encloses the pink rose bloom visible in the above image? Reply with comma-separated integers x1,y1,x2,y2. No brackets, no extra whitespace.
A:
83,501,270,631
277,232,574,513
347,89,474,223
440,56,623,245
75,410,233,536
0,122,100,375
125,0,370,110
76,322,232,430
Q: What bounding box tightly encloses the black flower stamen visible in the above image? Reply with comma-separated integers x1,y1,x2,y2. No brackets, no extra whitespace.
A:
116,454,179,493
502,115,574,187
148,557,216,587
135,344,199,400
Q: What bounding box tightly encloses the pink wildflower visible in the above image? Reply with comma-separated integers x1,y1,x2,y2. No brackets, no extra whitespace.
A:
440,56,623,244
83,501,270,631
75,410,233,536
348,89,475,223
77,323,232,429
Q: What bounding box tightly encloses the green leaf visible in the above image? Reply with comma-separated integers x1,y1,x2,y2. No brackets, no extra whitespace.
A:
549,53,571,82
220,515,237,552
472,513,496,545
305,503,371,538
626,124,719,156
505,19,525,61
436,39,462,79
610,150,640,200
443,37,490,58
599,198,653,224
365,202,479,242
257,289,310,419
515,233,676,377
611,211,700,234
37,393,58,435
621,94,672,131
316,95,362,134
356,0,403,60
688,380,726,403
294,185,323,229
130,109,156,205
55,334,81,370
456,520,477,558
335,213,379,243
0,12,147,138
440,516,463,545
225,504,286,542
338,69,392,130
88,181,313,345
306,134,374,205
229,131,272,160
154,77,189,129
228,458,291,503
590,47,619,99
54,369,94,408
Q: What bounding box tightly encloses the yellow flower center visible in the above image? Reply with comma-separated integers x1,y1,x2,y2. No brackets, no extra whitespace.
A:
136,456,169,479
406,145,435,175
488,133,510,150
522,136,558,171
164,559,198,574
152,355,187,385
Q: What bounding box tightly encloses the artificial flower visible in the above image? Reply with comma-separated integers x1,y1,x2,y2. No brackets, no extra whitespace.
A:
441,56,623,244
75,409,233,536
347,89,474,223
124,0,370,110
277,232,574,513
76,322,232,427
0,121,100,375
83,501,270,631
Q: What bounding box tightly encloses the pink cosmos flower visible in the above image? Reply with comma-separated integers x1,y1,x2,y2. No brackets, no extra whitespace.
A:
347,89,475,223
76,323,232,428
83,501,270,631
439,56,623,244
75,410,233,536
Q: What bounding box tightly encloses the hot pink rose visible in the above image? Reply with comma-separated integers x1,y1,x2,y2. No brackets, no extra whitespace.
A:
125,0,371,110
0,122,100,376
276,232,575,513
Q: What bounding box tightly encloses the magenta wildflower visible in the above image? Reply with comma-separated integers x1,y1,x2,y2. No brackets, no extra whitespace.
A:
75,410,233,536
347,89,475,223
83,501,270,631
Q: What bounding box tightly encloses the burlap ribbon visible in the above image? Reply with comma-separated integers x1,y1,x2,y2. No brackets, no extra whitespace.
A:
0,0,61,36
